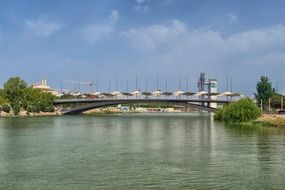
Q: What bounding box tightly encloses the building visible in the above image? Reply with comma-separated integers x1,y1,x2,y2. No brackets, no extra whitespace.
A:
197,73,206,91
32,80,59,96
197,73,218,108
206,79,218,108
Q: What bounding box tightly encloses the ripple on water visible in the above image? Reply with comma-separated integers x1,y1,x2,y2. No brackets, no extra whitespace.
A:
0,114,285,189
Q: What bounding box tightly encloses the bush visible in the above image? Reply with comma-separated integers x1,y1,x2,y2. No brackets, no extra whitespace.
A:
214,107,225,121
27,105,41,113
270,93,285,110
34,105,41,113
27,105,34,113
43,106,55,112
2,103,11,113
214,98,261,123
12,103,21,115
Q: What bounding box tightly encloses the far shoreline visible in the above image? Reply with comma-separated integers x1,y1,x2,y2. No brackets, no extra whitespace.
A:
0,111,61,118
1,111,285,128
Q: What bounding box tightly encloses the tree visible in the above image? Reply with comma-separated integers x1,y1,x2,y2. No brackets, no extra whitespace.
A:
22,88,55,113
254,76,275,110
270,93,285,110
39,92,55,112
0,77,56,115
22,87,42,110
0,96,7,105
3,77,27,106
0,89,7,105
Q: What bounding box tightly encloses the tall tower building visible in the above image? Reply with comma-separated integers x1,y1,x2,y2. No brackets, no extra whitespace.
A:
207,79,218,108
197,73,206,91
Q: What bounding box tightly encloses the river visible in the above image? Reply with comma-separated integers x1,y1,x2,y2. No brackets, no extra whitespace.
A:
0,113,285,189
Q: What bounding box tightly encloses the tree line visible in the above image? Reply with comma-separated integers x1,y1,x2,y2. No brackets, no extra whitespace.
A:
215,75,283,123
255,76,284,111
0,77,55,115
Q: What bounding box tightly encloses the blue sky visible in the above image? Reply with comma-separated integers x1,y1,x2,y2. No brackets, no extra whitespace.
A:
0,0,285,95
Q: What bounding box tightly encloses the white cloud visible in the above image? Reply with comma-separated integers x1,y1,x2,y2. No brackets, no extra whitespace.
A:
25,19,62,37
81,10,119,44
122,20,285,58
134,0,150,12
122,20,187,50
121,21,285,94
109,10,119,23
226,13,238,24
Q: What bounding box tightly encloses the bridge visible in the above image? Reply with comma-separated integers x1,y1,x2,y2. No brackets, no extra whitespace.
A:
54,98,232,115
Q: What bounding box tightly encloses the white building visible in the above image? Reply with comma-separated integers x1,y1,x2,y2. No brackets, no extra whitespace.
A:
32,80,59,96
207,79,218,108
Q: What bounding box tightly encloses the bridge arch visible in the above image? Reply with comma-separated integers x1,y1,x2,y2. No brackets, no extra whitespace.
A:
56,99,219,115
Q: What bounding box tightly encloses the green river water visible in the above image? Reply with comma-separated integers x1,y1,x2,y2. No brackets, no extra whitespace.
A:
0,113,285,189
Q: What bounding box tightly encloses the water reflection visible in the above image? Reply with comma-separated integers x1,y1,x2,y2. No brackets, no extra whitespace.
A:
0,114,285,189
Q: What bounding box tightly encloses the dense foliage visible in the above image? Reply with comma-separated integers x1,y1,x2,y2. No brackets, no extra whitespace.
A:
270,93,285,109
0,77,56,115
2,103,11,113
254,76,275,110
0,89,7,105
3,77,27,106
214,98,261,123
12,103,21,115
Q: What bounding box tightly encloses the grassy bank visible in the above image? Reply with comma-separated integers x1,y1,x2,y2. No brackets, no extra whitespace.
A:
223,114,285,128
255,114,285,128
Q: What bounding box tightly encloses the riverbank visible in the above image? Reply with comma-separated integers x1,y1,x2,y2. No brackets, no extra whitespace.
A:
0,111,60,117
220,114,285,128
255,114,285,128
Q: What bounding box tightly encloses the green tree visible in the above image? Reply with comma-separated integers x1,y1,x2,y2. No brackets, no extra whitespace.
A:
22,87,55,113
0,89,7,105
254,76,275,110
0,96,7,105
1,77,56,115
40,92,55,112
22,87,42,110
270,93,285,110
3,77,27,106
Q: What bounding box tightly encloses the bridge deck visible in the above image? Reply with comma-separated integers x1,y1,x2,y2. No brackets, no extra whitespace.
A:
54,98,231,105
54,98,230,115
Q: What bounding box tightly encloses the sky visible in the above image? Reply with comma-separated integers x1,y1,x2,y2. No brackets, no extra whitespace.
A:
0,0,285,95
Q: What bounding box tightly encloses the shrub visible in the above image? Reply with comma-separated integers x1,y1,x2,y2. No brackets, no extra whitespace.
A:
34,105,41,113
214,98,261,123
214,107,225,121
27,105,34,113
44,106,55,112
12,103,21,115
27,105,41,113
2,103,11,113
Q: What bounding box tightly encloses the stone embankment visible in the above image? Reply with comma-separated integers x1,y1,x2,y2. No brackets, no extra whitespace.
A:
0,111,60,117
